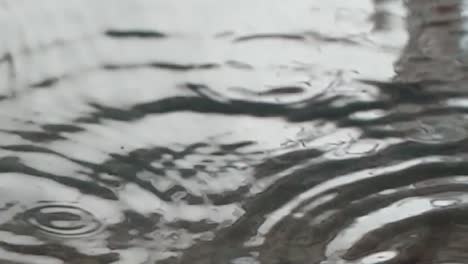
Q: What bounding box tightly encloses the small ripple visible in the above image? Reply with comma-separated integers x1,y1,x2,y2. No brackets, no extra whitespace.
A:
22,204,103,238
407,122,467,145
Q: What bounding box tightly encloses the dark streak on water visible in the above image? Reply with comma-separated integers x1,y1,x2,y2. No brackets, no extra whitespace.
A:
234,34,306,42
229,86,305,96
30,77,60,89
104,29,167,39
102,62,220,71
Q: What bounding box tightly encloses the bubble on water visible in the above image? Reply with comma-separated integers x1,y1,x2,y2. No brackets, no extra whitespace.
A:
23,204,103,238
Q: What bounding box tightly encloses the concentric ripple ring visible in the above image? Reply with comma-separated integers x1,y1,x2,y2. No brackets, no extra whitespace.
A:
23,204,103,238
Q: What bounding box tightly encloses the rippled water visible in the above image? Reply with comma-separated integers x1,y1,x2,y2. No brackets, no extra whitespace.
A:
1,0,468,263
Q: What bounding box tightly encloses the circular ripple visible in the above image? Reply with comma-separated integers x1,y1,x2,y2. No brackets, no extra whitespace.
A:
407,123,467,144
23,204,103,237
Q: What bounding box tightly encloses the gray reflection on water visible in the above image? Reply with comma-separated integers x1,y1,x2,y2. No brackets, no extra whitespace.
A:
2,0,468,263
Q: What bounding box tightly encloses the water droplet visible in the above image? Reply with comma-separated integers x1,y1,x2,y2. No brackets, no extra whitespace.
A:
23,204,102,238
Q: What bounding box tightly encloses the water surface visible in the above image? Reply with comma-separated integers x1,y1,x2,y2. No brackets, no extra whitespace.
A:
1,0,468,263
